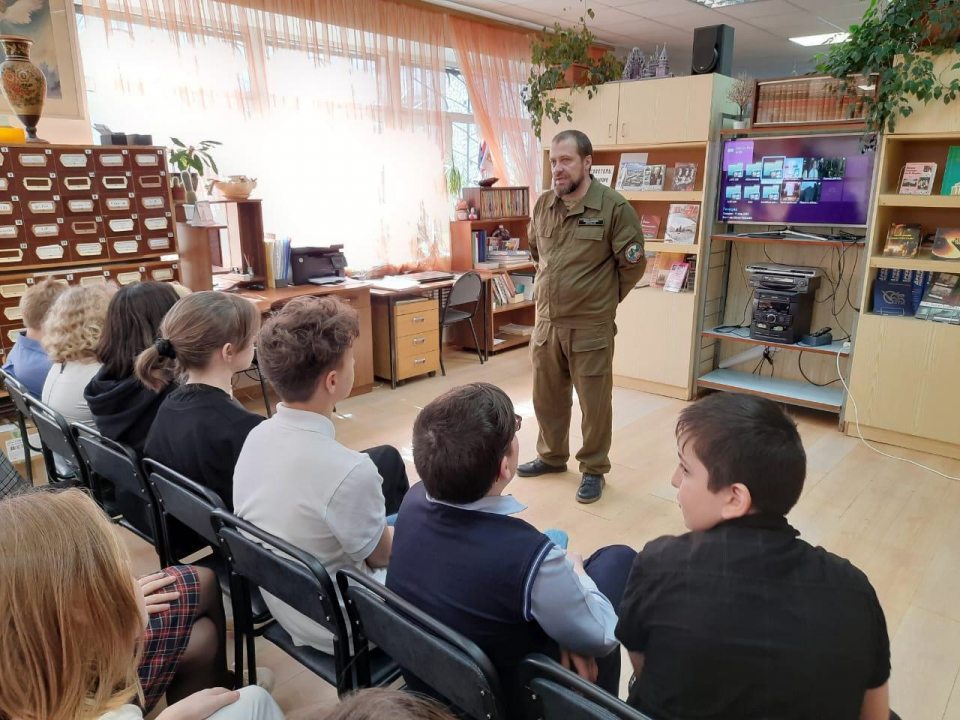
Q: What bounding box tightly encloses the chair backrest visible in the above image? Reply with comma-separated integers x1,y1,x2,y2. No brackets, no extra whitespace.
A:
21,393,88,483
337,566,505,720
212,509,349,656
142,457,226,552
519,654,655,720
442,272,483,320
1,368,32,418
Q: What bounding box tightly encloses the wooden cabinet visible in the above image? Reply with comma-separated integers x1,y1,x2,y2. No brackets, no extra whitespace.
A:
372,296,440,383
543,84,620,147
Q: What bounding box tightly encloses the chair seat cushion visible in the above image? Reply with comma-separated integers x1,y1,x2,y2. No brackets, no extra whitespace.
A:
442,308,473,325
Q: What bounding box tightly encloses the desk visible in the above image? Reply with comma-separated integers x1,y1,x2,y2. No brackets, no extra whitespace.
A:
370,278,489,389
235,280,375,397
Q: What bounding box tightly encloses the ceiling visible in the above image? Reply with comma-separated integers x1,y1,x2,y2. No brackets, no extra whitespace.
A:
438,0,867,78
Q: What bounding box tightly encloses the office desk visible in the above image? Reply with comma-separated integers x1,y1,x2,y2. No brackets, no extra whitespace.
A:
370,277,489,389
235,280,375,396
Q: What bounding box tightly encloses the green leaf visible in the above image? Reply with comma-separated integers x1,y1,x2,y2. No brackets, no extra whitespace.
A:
171,137,185,148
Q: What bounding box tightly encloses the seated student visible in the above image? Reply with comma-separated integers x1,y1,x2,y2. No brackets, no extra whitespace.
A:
387,382,635,713
234,296,410,653
2,277,67,397
139,291,264,509
85,281,181,456
616,392,893,720
0,488,282,720
41,284,114,427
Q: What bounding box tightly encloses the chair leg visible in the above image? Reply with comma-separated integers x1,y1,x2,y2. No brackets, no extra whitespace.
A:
16,414,32,486
467,318,484,365
439,334,446,377
257,367,273,418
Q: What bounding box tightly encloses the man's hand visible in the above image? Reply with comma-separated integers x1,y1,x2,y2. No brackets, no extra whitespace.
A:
137,572,180,615
158,688,240,719
560,648,598,683
566,550,585,575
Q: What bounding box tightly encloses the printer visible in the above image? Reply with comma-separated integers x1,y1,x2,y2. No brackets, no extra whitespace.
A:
291,245,348,285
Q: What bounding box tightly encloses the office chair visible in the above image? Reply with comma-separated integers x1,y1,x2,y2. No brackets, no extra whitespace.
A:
439,271,484,376
0,368,42,485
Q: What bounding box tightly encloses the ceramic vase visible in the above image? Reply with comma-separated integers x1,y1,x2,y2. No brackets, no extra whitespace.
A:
0,36,46,143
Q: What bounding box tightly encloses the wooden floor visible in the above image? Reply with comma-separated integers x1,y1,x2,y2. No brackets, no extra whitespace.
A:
125,346,960,720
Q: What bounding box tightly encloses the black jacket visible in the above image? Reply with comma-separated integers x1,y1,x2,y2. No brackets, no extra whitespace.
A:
84,370,176,456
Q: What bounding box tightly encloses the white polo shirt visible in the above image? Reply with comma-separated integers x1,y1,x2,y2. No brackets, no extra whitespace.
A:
233,403,387,654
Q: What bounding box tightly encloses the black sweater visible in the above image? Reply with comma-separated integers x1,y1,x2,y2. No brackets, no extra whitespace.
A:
84,371,176,456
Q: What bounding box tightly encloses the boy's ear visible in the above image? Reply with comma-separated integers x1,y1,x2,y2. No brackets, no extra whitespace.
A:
720,483,753,520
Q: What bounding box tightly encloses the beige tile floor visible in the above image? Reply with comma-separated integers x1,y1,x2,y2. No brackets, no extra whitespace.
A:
124,346,960,719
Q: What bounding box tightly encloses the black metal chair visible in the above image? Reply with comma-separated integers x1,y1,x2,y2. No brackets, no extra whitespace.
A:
520,654,655,720
21,393,91,490
337,566,504,720
250,351,272,417
439,271,484,376
73,424,163,552
0,368,43,486
213,510,400,697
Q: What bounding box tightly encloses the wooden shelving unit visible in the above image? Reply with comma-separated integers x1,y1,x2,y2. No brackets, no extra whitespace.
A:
847,110,960,458
698,369,845,412
701,326,850,356
712,233,865,249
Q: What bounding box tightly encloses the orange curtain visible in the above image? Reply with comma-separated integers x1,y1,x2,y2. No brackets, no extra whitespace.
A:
76,0,452,272
448,17,541,195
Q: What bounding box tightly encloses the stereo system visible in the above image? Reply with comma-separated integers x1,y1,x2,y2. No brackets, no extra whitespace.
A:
748,264,819,344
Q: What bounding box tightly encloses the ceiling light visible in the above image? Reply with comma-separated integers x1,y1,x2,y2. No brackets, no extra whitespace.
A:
789,32,850,47
688,0,759,7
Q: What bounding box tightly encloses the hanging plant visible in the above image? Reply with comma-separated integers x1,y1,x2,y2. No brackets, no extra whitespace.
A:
816,0,960,136
521,8,623,140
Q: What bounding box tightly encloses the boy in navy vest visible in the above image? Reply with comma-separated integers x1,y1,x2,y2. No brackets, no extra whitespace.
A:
616,393,895,720
387,382,636,714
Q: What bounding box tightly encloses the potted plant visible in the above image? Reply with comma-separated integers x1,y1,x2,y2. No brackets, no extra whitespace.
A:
816,0,960,137
727,72,755,129
168,138,221,204
445,164,468,220
522,8,623,140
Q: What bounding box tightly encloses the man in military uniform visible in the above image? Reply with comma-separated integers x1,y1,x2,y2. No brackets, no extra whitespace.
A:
518,130,646,503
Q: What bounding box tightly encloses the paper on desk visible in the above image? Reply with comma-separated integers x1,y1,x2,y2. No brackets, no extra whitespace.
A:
369,276,421,290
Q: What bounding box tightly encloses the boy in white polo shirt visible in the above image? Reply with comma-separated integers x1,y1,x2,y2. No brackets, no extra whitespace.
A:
233,295,410,653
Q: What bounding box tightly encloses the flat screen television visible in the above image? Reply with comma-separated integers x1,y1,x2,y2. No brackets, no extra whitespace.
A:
717,134,876,227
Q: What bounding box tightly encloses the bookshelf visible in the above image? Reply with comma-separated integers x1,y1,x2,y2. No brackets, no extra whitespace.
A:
449,190,536,355
846,114,960,458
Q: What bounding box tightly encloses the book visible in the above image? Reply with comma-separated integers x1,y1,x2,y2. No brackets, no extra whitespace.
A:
640,164,666,191
663,262,689,293
940,146,960,196
499,323,534,336
932,228,960,261
882,223,921,258
664,204,700,244
636,251,658,287
915,272,960,323
899,162,937,195
592,165,615,187
640,214,661,240
670,163,698,191
615,153,648,192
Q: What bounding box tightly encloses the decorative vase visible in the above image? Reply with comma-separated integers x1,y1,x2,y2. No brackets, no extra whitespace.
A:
213,175,257,201
732,118,750,130
0,36,46,143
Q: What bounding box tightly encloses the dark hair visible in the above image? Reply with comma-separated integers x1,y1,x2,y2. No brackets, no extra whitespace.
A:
135,291,259,392
324,689,456,720
676,393,806,516
552,129,593,159
412,382,516,504
95,282,180,379
257,295,359,403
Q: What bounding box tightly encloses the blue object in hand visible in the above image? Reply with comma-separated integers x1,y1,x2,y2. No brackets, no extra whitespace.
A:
544,528,569,550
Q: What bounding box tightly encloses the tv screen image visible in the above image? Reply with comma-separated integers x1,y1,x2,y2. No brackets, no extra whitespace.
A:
718,135,875,226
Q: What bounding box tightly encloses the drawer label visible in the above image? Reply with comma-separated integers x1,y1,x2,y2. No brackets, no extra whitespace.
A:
27,200,55,213
105,197,131,210
67,199,94,212
134,153,159,166
113,239,138,254
142,196,165,209
36,244,64,259
108,218,135,233
152,269,174,281
143,216,167,231
79,275,107,286
3,305,21,320
76,242,103,256
0,226,17,238
99,154,125,167
0,201,12,215
19,154,47,167
147,237,171,250
32,224,59,237
0,282,27,297
60,154,88,168
116,271,142,284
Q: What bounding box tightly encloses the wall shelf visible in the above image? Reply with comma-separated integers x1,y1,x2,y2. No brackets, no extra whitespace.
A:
877,194,960,208
870,249,959,273
699,369,844,412
711,234,865,248
645,241,699,254
702,326,851,356
620,190,701,202
493,299,535,314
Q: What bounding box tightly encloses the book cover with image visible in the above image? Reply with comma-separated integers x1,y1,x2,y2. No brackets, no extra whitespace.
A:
882,223,922,258
592,165,615,187
641,164,666,191
932,228,960,261
664,204,700,244
899,162,937,195
663,262,690,293
940,146,960,195
671,163,698,191
616,153,648,192
915,272,960,323
640,214,662,240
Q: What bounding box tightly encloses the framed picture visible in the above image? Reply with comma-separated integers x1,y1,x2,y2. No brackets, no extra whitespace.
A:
0,0,86,121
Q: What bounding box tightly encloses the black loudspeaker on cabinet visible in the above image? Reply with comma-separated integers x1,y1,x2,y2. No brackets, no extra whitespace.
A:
691,24,734,75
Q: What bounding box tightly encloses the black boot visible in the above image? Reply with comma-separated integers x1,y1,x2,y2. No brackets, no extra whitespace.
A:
577,474,605,504
517,458,567,477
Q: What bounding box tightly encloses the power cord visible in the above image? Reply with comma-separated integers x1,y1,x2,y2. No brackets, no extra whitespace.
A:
799,351,841,387
837,348,960,482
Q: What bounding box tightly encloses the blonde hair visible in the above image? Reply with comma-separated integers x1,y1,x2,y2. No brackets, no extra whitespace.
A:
42,285,115,363
135,291,260,392
20,277,68,330
0,489,144,720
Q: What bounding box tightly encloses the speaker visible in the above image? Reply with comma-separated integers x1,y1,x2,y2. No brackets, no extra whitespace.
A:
691,24,734,75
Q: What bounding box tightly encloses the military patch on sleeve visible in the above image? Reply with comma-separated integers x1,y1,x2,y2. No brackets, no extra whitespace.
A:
624,241,643,264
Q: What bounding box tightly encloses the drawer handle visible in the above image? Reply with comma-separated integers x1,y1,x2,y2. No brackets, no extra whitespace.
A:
414,358,426,365
412,316,425,324
412,337,425,345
